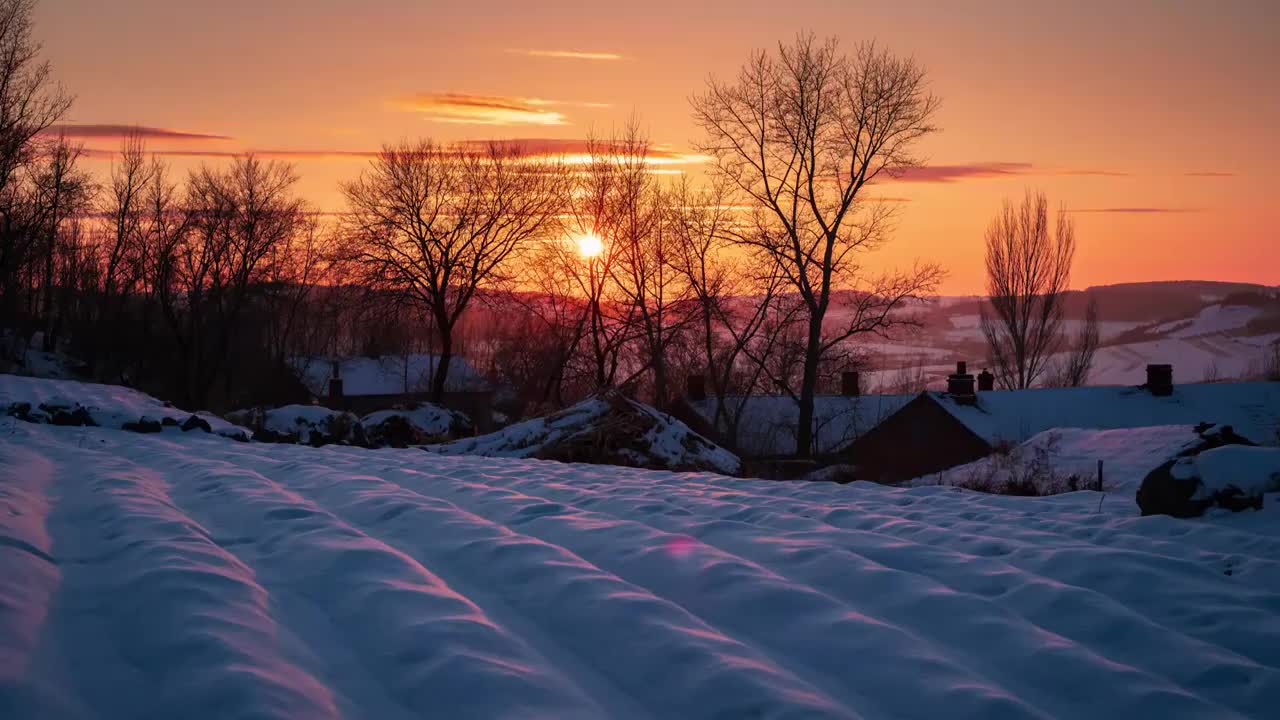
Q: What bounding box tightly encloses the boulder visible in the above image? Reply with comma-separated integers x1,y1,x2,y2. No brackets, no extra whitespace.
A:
181,415,212,433
35,403,96,427
122,416,163,434
1138,445,1280,518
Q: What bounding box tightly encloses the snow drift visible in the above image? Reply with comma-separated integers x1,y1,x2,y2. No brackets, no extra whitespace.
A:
428,391,741,475
912,424,1251,496
4,416,1280,719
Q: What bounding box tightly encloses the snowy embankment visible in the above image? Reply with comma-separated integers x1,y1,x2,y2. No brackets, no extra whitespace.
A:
5,420,1280,718
0,374,250,440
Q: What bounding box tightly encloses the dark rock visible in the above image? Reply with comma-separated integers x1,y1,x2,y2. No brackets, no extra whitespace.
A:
251,428,297,444
161,416,179,427
1136,460,1211,518
362,414,427,448
122,417,163,433
181,415,212,433
1138,423,1265,518
36,403,97,427
6,402,36,422
1137,457,1266,518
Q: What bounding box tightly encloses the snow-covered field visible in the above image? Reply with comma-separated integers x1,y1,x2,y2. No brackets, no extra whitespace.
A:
5,416,1280,718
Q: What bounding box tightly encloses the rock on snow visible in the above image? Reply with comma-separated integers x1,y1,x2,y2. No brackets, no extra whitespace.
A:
428,391,741,475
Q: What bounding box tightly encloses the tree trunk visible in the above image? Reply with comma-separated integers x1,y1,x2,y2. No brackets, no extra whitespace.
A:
431,318,453,403
794,315,823,459
652,346,667,411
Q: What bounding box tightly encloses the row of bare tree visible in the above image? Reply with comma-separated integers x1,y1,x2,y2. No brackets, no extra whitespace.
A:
0,0,1097,456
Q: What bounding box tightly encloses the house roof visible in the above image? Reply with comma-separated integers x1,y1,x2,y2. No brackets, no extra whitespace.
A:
687,393,916,457
292,354,490,397
925,382,1280,447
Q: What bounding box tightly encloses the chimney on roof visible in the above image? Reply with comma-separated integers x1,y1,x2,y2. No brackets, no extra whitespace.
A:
328,360,344,402
841,371,861,397
686,374,707,402
947,361,976,400
1146,363,1173,396
977,368,995,392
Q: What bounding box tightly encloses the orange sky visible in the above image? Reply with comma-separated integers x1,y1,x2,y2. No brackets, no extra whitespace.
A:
37,0,1280,293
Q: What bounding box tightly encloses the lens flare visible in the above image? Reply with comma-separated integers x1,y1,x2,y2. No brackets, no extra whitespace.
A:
576,233,604,258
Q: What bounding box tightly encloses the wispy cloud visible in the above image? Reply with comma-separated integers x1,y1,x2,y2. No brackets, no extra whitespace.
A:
891,162,1032,183
456,138,703,164
505,48,624,61
41,124,232,141
1069,207,1202,214
1055,168,1132,177
1185,171,1235,177
80,147,376,160
888,162,1132,183
392,93,590,125
78,138,708,165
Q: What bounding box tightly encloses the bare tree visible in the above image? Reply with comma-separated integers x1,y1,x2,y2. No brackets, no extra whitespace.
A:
29,134,92,350
559,135,638,391
155,155,307,407
692,34,944,457
343,140,567,402
515,246,591,406
0,0,72,331
594,124,694,408
980,189,1077,389
100,131,153,303
1048,296,1099,387
87,129,155,373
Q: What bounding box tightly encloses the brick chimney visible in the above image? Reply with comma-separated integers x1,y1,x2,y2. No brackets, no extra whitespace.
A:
1146,363,1173,396
686,374,707,402
947,361,975,399
328,360,344,402
977,368,995,392
841,371,861,397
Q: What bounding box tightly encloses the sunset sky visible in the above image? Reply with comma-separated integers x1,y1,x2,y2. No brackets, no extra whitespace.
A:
37,0,1279,293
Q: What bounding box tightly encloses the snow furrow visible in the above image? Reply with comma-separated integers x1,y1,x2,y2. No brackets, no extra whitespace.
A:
482,462,1280,708
0,439,70,718
207,444,865,720
473,473,1271,717
6,423,1280,719
103,436,611,720
367,466,1053,719
13,429,341,720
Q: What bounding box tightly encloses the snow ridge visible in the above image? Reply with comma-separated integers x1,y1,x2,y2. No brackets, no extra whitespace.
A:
4,421,1280,718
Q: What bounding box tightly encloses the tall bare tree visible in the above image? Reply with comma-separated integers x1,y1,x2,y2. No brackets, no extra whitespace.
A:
30,134,92,350
980,189,1077,389
596,124,692,408
692,34,944,457
0,0,71,333
343,140,567,402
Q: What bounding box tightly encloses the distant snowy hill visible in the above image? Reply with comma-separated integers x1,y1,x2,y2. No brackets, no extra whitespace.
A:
857,281,1279,390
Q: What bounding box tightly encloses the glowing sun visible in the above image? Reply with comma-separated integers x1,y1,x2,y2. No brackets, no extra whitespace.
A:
575,233,604,258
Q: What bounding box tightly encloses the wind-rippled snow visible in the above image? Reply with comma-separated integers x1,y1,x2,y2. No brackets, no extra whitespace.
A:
4,420,1280,719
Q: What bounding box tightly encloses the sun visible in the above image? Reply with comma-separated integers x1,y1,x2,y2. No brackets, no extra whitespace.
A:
575,233,604,258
